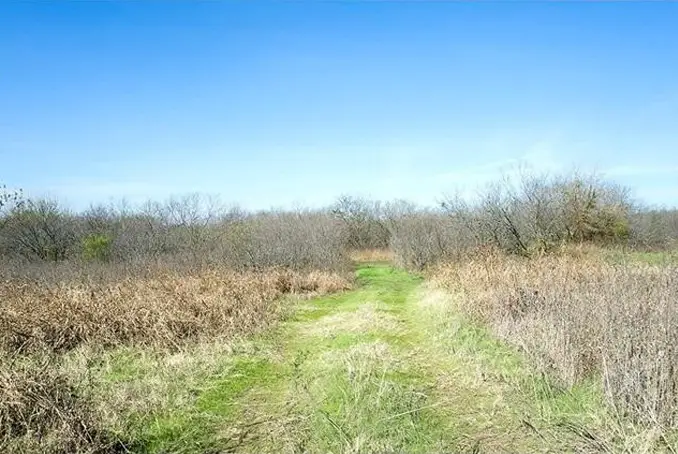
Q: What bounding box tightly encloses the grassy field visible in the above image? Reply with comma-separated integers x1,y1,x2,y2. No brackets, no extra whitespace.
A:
3,254,677,452
82,262,632,453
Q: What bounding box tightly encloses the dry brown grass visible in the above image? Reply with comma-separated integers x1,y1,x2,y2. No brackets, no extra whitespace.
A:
0,267,351,355
0,353,125,454
349,248,394,263
432,246,678,436
0,265,351,453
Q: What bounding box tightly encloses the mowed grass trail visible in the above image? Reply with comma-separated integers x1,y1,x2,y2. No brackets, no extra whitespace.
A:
128,263,608,453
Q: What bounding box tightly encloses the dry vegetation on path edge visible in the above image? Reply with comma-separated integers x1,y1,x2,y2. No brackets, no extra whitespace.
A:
0,266,351,453
432,246,678,451
106,263,664,453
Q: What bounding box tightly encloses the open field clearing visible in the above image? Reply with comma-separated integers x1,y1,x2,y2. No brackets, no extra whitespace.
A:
2,173,678,453
0,267,352,453
197,263,612,453
4,1,678,451
5,260,669,453
3,253,678,452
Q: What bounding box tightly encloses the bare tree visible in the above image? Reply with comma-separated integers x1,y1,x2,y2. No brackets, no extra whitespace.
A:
0,184,24,230
331,195,390,249
0,198,79,262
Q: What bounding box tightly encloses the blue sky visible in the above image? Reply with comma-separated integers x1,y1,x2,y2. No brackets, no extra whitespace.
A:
1,2,677,210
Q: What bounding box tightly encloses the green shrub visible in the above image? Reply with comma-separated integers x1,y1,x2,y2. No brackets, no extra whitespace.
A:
82,234,113,262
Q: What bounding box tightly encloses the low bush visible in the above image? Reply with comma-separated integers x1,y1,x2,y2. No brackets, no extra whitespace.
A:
81,234,113,262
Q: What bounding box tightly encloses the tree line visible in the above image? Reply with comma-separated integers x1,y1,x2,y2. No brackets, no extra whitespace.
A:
1,171,677,273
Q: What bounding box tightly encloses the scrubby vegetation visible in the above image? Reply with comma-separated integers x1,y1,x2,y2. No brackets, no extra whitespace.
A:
0,267,351,453
0,190,354,453
388,172,678,450
1,267,350,355
391,171,676,269
2,170,678,452
431,247,678,446
0,194,349,272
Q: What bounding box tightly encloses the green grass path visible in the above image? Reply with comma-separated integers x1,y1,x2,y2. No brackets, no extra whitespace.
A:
129,263,607,453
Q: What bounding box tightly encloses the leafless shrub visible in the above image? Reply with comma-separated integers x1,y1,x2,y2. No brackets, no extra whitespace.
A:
94,195,227,264
0,199,80,262
231,209,351,272
444,171,632,255
389,209,459,270
629,208,678,250
0,194,352,274
389,171,635,270
331,195,390,250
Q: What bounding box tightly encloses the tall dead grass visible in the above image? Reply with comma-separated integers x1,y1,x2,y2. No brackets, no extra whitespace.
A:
0,354,125,454
432,247,678,433
0,266,351,452
349,248,394,263
0,267,351,355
